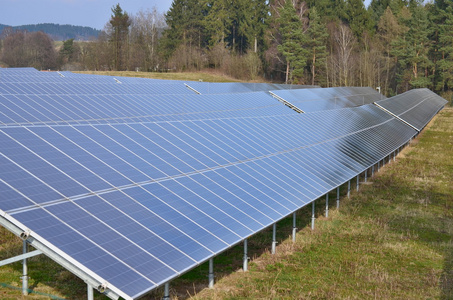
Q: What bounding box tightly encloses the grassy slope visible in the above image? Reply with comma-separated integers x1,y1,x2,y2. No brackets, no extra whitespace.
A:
0,102,451,299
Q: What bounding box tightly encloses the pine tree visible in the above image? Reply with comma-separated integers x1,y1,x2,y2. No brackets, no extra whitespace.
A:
277,0,309,84
239,0,268,53
308,7,329,86
109,4,131,70
203,0,233,48
345,0,374,39
437,4,453,91
162,0,206,59
377,6,403,94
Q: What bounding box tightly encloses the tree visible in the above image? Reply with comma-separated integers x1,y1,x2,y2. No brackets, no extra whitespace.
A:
58,38,81,69
436,4,453,91
129,7,166,71
307,7,329,86
345,0,374,39
377,6,403,94
241,0,268,53
393,3,432,90
162,0,205,58
332,24,357,86
108,3,131,70
1,30,56,69
277,0,309,83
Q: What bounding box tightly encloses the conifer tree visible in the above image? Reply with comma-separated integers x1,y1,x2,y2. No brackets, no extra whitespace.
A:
437,4,453,91
277,0,309,83
308,7,329,86
109,3,131,70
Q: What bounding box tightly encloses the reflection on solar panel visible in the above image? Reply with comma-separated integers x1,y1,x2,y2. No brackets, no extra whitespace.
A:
270,87,385,112
185,82,318,94
0,68,446,300
374,88,448,131
0,90,295,126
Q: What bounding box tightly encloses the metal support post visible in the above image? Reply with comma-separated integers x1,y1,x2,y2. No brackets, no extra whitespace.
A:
243,239,248,272
364,168,367,182
347,181,351,198
311,201,315,230
378,160,380,171
271,223,277,254
325,193,329,218
372,165,374,177
292,212,297,243
163,283,170,300
394,150,396,161
22,240,28,296
336,187,340,209
87,284,94,300
208,258,214,288
356,175,359,192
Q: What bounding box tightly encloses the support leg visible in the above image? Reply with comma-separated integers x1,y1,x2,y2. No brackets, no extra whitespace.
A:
311,201,315,230
271,223,277,254
243,239,248,272
325,193,329,218
87,284,94,300
347,181,351,198
208,258,214,288
372,164,375,177
336,187,340,210
22,240,28,296
364,168,367,182
292,212,297,243
356,175,359,192
163,283,170,300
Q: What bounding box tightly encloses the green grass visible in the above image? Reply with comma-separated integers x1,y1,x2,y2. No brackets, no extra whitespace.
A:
1,107,452,299
74,70,243,83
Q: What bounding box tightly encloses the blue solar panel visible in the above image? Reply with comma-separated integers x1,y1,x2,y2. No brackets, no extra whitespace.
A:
374,88,447,131
270,87,385,112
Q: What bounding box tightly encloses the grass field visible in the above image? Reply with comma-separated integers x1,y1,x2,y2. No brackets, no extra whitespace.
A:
75,70,242,83
0,107,451,299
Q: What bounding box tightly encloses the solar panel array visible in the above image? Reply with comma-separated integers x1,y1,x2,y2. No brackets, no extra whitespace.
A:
0,68,445,300
270,87,386,112
374,88,448,131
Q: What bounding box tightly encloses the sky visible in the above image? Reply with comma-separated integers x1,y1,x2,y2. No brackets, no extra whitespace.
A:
1,0,373,30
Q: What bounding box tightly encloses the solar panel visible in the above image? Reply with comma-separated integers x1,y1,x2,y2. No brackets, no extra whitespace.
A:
185,82,318,94
270,87,385,112
0,104,417,299
0,91,295,126
374,88,448,131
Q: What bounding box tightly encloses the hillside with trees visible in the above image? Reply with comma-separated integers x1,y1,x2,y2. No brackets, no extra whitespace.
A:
1,0,453,97
0,23,100,41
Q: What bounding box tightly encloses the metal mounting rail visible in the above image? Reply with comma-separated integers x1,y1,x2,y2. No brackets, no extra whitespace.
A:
269,91,305,113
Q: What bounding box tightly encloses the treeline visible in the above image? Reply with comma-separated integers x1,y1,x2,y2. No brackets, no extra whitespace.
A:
1,1,453,96
0,23,100,41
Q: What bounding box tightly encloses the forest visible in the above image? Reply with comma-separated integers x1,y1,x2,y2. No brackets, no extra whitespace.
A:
0,0,453,97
